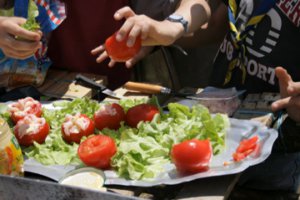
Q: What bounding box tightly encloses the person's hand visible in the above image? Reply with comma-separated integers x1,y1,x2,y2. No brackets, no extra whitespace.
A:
91,45,154,68
271,66,300,122
0,16,42,59
91,6,183,67
114,6,184,47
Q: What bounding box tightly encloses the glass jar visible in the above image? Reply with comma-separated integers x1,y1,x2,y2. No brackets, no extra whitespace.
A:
0,118,24,176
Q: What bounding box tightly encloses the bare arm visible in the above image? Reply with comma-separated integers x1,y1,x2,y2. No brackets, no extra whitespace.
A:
92,0,211,67
176,1,228,48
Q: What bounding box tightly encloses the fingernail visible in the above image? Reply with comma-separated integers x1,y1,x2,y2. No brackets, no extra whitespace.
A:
127,39,134,47
114,12,120,18
126,62,131,68
116,33,123,42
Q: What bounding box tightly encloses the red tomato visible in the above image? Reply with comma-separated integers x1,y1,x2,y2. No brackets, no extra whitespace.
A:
125,104,159,128
61,113,95,144
14,114,50,147
78,134,117,169
8,97,42,124
171,139,212,174
94,103,125,131
105,32,141,62
232,135,259,162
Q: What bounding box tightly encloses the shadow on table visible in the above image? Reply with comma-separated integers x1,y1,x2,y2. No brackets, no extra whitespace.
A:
0,86,41,102
228,186,299,200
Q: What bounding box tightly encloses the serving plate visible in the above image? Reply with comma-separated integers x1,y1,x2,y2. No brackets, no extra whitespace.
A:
24,100,278,187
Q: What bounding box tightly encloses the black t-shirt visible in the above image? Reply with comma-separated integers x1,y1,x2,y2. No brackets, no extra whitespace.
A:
210,0,300,93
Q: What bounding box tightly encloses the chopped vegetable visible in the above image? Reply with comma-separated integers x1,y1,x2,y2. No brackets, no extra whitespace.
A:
232,135,259,162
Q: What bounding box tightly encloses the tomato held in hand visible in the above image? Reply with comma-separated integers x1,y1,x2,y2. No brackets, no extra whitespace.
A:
125,103,159,128
232,135,259,162
94,103,125,131
61,113,95,144
8,97,42,124
105,32,141,62
171,139,212,174
14,114,50,147
78,134,117,169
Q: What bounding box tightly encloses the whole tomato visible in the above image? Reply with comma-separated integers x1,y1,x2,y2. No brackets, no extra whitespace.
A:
14,114,50,147
125,103,159,128
61,113,95,144
94,103,125,131
105,32,141,62
8,97,42,124
171,139,212,174
78,134,117,169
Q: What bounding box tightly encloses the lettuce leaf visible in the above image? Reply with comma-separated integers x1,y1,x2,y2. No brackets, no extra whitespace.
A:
111,102,229,180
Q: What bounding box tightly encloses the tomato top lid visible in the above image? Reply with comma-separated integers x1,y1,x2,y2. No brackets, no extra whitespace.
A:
59,167,106,191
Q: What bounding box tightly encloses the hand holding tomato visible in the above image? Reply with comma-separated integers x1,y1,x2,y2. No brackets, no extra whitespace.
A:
171,139,212,174
78,134,117,169
91,31,143,68
104,32,141,62
125,103,159,128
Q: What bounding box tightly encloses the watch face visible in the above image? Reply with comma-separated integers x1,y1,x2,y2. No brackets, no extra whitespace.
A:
169,14,183,21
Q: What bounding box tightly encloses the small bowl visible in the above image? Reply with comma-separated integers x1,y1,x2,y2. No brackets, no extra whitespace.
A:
59,167,106,191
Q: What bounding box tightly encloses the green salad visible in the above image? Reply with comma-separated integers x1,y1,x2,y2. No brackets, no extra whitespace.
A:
0,0,40,32
1,97,229,180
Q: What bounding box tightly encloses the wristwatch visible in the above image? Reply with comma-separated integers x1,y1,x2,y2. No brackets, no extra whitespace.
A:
166,14,188,33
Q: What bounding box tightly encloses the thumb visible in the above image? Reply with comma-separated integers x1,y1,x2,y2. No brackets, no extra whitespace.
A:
271,96,290,112
275,66,292,98
10,17,27,26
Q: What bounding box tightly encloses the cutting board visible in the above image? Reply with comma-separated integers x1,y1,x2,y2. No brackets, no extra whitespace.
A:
37,69,107,99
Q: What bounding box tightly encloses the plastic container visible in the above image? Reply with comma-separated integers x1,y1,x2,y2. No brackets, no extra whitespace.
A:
59,167,106,192
0,118,24,176
187,87,244,116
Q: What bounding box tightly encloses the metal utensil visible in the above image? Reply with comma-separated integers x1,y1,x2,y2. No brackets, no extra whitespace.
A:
123,81,197,98
75,74,122,99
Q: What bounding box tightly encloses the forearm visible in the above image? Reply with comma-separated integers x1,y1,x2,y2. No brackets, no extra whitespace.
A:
174,0,211,34
176,2,228,48
149,0,211,46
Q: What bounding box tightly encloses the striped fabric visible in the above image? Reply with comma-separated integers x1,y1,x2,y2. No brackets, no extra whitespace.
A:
14,0,66,34
224,0,277,85
34,0,64,25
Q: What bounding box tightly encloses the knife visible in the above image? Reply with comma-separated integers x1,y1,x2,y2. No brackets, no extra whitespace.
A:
75,74,122,99
123,81,198,97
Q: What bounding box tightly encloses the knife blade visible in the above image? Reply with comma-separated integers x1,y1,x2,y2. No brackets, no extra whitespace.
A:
75,74,122,99
123,81,197,97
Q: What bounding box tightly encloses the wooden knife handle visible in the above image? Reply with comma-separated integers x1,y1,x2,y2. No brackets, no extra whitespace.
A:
123,81,164,94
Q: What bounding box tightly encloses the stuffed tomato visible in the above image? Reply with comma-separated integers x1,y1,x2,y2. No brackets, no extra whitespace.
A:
8,97,42,124
14,114,50,147
61,113,95,144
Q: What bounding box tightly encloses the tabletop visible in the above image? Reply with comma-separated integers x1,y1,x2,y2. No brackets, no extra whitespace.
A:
0,76,277,200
